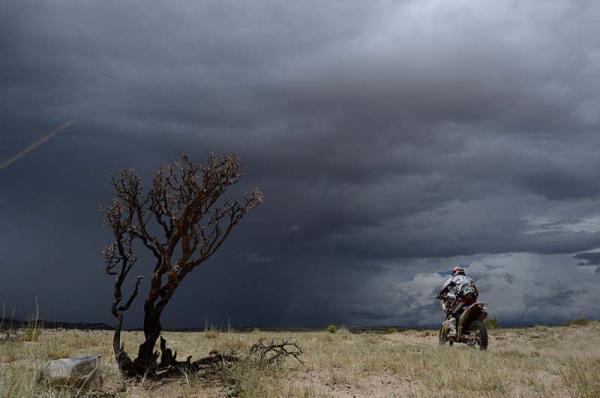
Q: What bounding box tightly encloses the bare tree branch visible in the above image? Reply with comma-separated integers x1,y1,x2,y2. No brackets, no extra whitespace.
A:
250,339,304,365
118,275,144,312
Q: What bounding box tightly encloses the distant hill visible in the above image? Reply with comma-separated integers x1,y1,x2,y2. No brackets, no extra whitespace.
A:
0,318,113,330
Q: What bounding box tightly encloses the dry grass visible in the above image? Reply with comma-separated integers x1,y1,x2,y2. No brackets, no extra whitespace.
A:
1,322,600,397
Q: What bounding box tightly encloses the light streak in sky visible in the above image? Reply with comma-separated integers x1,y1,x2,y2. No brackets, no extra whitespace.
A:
0,119,76,172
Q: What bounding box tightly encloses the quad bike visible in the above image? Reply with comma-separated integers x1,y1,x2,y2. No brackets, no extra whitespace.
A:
437,298,489,350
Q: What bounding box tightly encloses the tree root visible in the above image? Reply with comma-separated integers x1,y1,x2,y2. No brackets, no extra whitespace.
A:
157,337,239,379
118,336,303,381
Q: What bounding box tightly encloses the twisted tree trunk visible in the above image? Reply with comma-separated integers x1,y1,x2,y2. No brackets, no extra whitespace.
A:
135,302,162,368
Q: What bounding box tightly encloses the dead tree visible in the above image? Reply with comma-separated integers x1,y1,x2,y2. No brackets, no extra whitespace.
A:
103,154,262,377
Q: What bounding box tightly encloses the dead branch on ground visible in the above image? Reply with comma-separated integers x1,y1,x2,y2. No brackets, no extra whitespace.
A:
249,338,304,365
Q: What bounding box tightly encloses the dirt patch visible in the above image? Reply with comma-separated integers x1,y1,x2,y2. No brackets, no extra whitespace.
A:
291,369,422,397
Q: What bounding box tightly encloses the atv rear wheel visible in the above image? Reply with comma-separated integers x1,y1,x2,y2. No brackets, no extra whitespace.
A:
470,320,488,350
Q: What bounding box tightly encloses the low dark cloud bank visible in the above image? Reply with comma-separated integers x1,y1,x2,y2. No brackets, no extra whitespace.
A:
1,0,600,327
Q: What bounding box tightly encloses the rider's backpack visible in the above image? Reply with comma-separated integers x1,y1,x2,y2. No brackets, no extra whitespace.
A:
460,281,478,300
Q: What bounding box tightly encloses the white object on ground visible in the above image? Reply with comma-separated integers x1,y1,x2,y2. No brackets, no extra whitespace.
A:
40,354,102,389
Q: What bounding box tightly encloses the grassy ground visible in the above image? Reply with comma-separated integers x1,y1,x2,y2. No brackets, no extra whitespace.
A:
1,322,600,397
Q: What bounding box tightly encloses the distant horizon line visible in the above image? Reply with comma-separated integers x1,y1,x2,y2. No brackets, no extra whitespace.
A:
1,317,592,332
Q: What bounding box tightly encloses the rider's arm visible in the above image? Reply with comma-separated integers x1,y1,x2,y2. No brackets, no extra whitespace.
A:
437,278,453,298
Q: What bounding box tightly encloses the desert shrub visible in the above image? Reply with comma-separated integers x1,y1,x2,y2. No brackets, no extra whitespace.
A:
485,318,499,329
204,329,220,339
327,324,336,334
386,327,398,334
566,318,589,326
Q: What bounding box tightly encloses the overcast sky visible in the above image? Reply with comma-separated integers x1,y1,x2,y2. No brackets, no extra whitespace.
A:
1,0,600,328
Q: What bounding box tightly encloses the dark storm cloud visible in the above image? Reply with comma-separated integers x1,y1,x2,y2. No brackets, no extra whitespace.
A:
1,0,600,327
573,251,600,273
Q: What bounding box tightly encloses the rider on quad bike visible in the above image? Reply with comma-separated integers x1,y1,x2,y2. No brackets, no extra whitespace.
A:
436,266,479,338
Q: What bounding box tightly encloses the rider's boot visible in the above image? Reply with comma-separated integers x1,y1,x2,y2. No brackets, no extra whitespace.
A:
448,318,457,338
